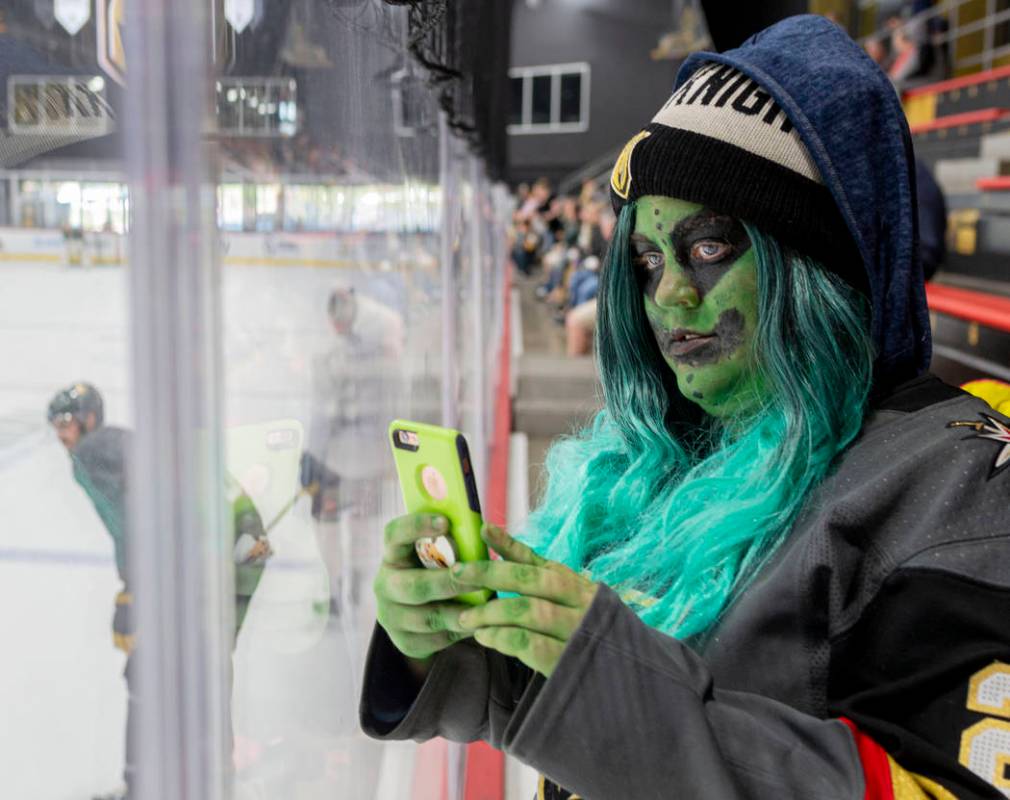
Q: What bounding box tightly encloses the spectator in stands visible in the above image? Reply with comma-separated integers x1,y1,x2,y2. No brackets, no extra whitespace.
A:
514,182,530,212
558,195,581,246
888,22,925,88
363,16,1010,800
536,244,580,302
516,177,552,222
566,254,600,311
564,254,600,357
511,217,540,275
864,36,892,71
576,198,607,259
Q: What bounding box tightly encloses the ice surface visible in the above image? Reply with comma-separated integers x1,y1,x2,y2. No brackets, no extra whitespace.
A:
0,260,419,799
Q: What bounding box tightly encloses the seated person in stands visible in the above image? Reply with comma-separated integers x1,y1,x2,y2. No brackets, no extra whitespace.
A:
537,245,581,304
362,16,1010,800
511,217,541,276
557,196,581,247
564,254,600,357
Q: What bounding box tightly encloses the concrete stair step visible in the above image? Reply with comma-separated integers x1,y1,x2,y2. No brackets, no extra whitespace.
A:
981,129,1010,159
513,396,601,438
935,157,1010,195
516,353,601,403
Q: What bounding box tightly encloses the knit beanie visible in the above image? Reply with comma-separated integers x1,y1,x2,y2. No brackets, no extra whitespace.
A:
610,62,863,290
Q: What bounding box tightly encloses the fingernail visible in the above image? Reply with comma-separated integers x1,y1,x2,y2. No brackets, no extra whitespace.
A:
433,516,448,532
451,562,466,577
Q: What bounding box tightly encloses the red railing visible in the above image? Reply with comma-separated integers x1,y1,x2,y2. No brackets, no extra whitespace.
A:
927,283,1010,333
904,63,1010,99
909,107,1010,134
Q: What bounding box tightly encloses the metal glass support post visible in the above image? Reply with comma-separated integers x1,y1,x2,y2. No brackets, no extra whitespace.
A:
124,2,230,799
439,111,459,429
469,154,487,485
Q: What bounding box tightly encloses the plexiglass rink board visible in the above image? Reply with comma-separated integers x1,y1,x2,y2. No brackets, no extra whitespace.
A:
218,3,508,800
0,1,509,798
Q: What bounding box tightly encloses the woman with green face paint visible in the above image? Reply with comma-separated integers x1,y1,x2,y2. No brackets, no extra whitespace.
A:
363,18,1010,800
633,196,765,418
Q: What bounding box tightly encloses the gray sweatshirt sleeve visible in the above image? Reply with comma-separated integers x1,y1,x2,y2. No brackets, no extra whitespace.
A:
501,585,865,799
362,585,865,799
359,622,542,744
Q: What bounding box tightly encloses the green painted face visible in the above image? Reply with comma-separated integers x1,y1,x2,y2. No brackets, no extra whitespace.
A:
633,195,765,418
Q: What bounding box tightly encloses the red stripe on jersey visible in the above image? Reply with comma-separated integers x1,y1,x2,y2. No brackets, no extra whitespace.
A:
840,718,895,800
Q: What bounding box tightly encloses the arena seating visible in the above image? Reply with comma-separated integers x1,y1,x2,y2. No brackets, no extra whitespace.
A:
904,67,1010,382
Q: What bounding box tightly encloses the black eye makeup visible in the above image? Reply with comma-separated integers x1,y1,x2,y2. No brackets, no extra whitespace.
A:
630,234,666,296
632,208,752,300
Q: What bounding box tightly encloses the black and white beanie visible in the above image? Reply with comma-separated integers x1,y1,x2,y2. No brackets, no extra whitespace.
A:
610,63,862,288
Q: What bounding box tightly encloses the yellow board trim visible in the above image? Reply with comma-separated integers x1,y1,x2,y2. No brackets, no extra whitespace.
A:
222,255,364,269
0,251,392,270
0,252,62,262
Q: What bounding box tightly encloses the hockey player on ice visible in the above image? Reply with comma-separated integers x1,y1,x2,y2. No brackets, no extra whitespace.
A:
48,382,272,800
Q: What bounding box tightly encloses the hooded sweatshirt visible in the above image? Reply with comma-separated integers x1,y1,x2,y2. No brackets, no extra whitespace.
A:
360,17,1010,799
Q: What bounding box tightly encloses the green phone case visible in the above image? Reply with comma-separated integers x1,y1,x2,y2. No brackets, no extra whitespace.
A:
388,419,491,606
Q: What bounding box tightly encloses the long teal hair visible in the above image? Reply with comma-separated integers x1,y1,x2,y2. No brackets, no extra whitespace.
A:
520,201,875,639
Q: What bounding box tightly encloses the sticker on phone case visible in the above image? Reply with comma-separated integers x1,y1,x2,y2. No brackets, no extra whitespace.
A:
415,535,457,569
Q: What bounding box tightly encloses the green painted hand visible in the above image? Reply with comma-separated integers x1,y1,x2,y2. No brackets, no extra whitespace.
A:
373,513,478,669
455,524,599,677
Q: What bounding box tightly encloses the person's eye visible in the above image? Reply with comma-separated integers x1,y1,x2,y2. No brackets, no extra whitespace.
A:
691,240,731,262
638,252,664,270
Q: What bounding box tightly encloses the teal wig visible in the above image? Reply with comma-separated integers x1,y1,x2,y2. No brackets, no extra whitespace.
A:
520,201,875,639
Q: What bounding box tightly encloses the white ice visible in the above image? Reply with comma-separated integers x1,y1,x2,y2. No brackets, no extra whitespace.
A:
0,260,427,799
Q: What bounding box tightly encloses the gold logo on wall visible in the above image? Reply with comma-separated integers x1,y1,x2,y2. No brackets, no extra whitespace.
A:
610,129,651,200
97,0,126,86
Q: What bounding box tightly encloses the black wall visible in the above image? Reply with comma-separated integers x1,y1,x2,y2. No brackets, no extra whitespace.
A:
699,0,808,51
508,0,678,187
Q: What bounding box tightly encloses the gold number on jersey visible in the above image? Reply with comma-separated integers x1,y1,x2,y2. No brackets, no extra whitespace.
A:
961,662,1010,797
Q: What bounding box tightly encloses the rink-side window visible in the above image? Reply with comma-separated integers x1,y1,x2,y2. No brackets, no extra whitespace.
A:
507,62,590,135
214,78,299,138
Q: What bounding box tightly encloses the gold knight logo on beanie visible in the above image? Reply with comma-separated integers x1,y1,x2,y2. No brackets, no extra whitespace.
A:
610,129,651,200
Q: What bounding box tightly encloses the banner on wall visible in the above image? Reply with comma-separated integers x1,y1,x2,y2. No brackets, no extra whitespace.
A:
225,0,255,34
54,0,91,35
96,0,126,86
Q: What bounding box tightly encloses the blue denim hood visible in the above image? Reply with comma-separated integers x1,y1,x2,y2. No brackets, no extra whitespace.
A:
680,15,930,388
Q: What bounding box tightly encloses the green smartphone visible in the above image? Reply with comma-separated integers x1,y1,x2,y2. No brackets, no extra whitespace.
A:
388,419,491,606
